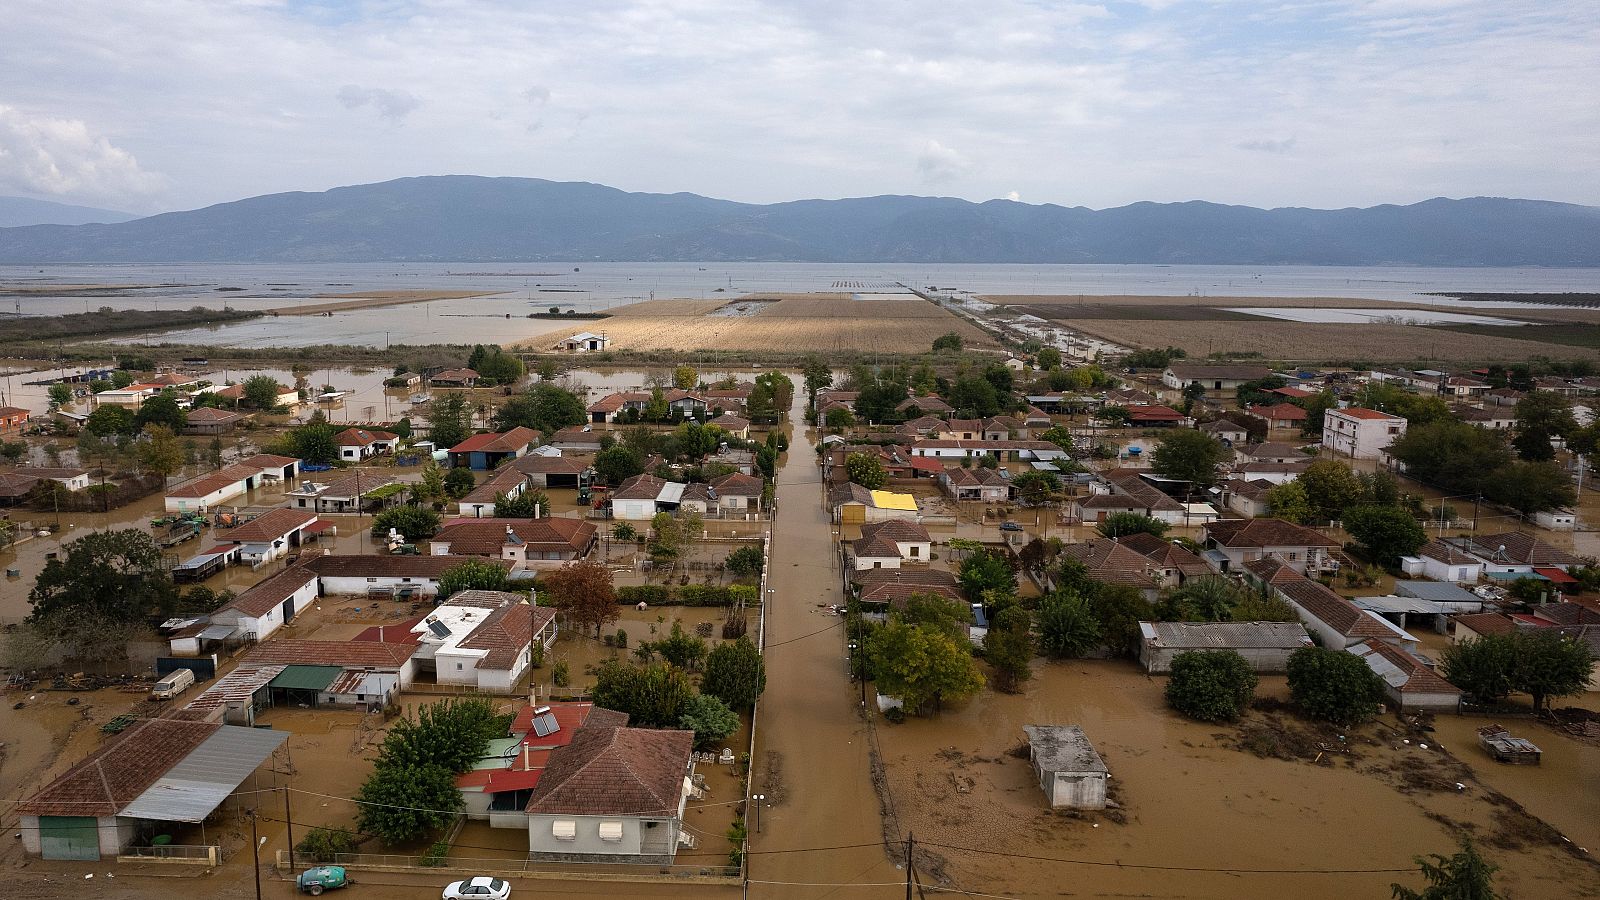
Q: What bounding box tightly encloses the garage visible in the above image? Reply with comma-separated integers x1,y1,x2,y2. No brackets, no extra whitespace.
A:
37,816,101,860
268,665,342,708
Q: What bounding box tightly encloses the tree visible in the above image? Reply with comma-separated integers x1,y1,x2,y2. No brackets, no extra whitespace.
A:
958,550,1017,603
26,529,179,663
801,356,833,399
241,375,285,409
1038,426,1073,452
672,365,698,391
493,383,585,434
437,558,511,597
1343,504,1427,565
370,505,441,541
702,636,766,710
845,452,887,489
85,404,136,436
725,545,764,578
1298,459,1367,521
1165,651,1257,721
1286,646,1384,724
1510,629,1595,712
592,659,695,727
866,620,984,714
983,606,1034,693
443,466,477,499
1090,584,1155,657
677,693,739,750
495,489,549,518
594,445,645,485
1036,347,1062,371
539,558,618,636
474,347,525,386
1160,575,1243,622
823,406,856,431
1483,461,1576,516
280,422,339,465
356,762,463,846
655,621,709,671
932,332,964,352
1037,592,1101,658
1439,635,1519,706
1151,429,1225,486
427,393,474,450
755,446,777,480
354,698,503,845
1231,590,1297,622
135,424,184,476
418,462,446,503
47,383,73,408
1095,512,1168,539
947,375,1002,418
1265,480,1314,524
647,511,693,565
1391,840,1500,900
1511,391,1578,461
1011,470,1060,505
134,393,186,433
1298,391,1338,436
1386,421,1512,497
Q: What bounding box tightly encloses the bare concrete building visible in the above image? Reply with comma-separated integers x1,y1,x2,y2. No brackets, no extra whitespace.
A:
1023,725,1108,810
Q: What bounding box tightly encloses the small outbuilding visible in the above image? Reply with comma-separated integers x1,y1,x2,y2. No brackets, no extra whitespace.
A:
1022,725,1108,810
1137,621,1312,674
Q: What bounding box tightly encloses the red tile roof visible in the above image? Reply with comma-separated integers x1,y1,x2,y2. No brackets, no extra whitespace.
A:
17,719,220,816
853,568,961,604
223,567,318,618
1454,613,1517,637
334,428,398,447
450,427,539,454
1246,403,1308,421
1205,518,1339,549
432,517,597,555
246,639,417,668
1332,407,1403,421
457,602,558,670
221,508,319,543
709,472,764,497
524,725,693,817
512,455,590,475
1466,532,1582,568
1277,579,1394,639
854,520,932,558
1357,640,1459,695
1063,539,1158,589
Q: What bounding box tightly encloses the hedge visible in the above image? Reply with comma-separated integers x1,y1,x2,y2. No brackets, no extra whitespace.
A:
616,584,760,607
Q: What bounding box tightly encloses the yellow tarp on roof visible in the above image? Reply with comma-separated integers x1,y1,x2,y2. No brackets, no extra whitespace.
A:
869,490,918,511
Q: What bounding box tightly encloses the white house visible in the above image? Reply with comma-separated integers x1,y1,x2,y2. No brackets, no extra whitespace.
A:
1322,407,1407,460
164,454,300,513
1161,364,1271,394
1022,725,1108,810
1535,509,1578,531
217,507,321,565
1276,577,1419,652
829,483,920,524
428,518,598,567
412,591,556,693
211,566,319,642
456,469,529,519
850,520,933,570
333,428,399,461
1202,518,1340,574
1137,621,1312,674
1399,539,1485,583
939,466,1013,502
10,467,91,491
1346,641,1461,712
303,554,514,598
557,332,610,352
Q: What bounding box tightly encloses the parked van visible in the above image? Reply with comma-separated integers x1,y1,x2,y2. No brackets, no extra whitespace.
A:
150,669,196,700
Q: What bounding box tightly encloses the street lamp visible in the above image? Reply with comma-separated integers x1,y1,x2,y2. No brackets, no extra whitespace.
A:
751,794,765,833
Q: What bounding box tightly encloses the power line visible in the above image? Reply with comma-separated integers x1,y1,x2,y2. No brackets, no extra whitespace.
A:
916,839,1418,875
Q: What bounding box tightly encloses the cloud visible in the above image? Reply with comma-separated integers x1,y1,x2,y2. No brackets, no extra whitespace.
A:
1237,137,1297,154
0,105,164,202
336,85,421,122
916,140,971,184
522,86,551,105
1005,190,1021,202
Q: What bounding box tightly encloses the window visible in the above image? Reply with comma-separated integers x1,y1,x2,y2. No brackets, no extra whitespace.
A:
908,546,919,557
366,577,377,583
1287,552,1299,561
456,663,463,670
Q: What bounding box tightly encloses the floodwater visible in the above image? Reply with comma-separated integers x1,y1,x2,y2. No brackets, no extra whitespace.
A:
1227,307,1533,326
7,262,1600,348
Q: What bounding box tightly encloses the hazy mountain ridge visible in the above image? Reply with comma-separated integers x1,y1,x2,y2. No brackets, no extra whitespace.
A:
1,176,1596,265
0,195,138,228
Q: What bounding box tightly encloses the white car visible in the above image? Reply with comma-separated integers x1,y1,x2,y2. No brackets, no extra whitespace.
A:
442,876,511,900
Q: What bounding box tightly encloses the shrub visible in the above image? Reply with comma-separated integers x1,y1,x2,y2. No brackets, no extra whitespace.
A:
420,840,450,867
552,660,570,687
1165,651,1258,722
295,827,358,863
1286,646,1385,724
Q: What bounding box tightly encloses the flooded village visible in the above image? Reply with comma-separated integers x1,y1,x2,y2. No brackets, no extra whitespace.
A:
1,277,1599,900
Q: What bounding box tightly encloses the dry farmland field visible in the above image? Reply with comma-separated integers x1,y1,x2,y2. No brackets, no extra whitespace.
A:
519,293,997,353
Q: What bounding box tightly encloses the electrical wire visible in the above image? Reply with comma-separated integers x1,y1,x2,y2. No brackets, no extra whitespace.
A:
915,839,1419,875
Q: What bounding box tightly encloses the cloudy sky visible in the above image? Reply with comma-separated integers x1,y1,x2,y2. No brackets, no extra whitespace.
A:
2,0,1596,214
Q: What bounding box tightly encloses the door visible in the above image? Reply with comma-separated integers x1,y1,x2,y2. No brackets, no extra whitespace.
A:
840,504,866,525
38,816,100,860
282,597,297,623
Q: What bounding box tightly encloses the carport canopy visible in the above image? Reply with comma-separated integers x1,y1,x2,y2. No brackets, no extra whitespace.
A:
117,726,288,822
269,665,342,692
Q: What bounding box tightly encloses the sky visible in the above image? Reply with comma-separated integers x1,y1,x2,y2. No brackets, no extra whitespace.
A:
1,0,1597,215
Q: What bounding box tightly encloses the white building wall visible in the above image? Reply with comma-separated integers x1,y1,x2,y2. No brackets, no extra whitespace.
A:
613,498,658,520
317,574,441,597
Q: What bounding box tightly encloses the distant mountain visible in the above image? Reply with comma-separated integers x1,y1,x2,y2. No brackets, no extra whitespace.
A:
0,176,1596,265
0,195,138,227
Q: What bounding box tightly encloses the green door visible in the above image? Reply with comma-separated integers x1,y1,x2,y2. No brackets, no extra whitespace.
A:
38,816,100,860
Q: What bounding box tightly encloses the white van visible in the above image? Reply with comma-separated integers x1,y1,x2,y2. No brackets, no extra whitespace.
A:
150,668,196,700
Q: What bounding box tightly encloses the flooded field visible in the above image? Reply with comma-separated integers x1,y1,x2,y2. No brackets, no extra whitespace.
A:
1226,306,1534,325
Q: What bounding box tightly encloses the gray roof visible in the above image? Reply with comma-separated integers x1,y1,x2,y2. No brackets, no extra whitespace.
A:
1352,596,1450,616
1022,725,1108,775
118,725,288,822
1393,581,1483,606
1138,620,1312,650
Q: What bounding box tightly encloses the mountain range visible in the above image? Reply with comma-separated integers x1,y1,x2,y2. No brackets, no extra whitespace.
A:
0,195,137,228
1,176,1596,265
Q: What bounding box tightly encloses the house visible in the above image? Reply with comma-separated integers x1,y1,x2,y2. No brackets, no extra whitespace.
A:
172,664,285,726
456,469,529,519
897,395,952,417
205,381,301,409
92,383,167,408
707,446,757,476
512,454,589,488
909,439,1070,463
558,332,610,352
1268,386,1317,400
1322,407,1407,460
897,416,947,438
287,473,399,514
1393,580,1484,613
218,507,322,564
1399,539,1485,583
587,392,649,424
709,472,765,514
410,591,556,692
829,482,919,524
1022,725,1108,810
1535,509,1578,531
182,406,247,435
1022,406,1053,429
1115,532,1210,584
1073,473,1187,524
334,428,399,461
1222,478,1276,517
1137,621,1313,674
245,639,419,701
1126,405,1188,427
1246,403,1308,430
429,517,598,567
523,722,696,863
1453,532,1583,575
939,466,1013,502
304,554,512,598
849,520,933,570
1004,355,1028,372
981,416,1025,440
1452,612,1518,643
1451,404,1515,430
0,405,31,431
8,466,91,492
429,368,480,388
1202,518,1340,574
936,418,984,441
1276,577,1417,651
457,703,630,827
824,444,917,483
17,719,287,860
610,474,678,520
708,413,750,439
1238,442,1307,465
1346,641,1461,711
1106,388,1159,406
1162,364,1272,394
164,454,300,513
1441,376,1490,398
548,426,603,452
1232,460,1310,485
1060,539,1160,597
1199,419,1248,447
210,566,319,642
852,568,962,611
449,427,540,470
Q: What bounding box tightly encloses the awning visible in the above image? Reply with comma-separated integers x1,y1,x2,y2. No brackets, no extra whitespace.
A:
198,624,238,640
597,821,624,842
118,726,287,823
1486,571,1544,581
552,820,576,840
1533,567,1577,584
269,665,342,692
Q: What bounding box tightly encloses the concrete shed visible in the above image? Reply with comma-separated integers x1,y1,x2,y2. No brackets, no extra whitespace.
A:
1137,621,1313,674
1022,725,1108,810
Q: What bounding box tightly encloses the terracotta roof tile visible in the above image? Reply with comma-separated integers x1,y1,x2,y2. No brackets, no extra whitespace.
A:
432,517,597,555
221,508,319,543
222,567,317,618
1205,518,1339,549
17,719,220,817
524,725,693,817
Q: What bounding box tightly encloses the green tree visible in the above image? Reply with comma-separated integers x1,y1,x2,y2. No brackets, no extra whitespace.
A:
134,393,186,433
801,356,833,399
592,659,695,727
1035,347,1062,371
1038,426,1073,452
354,698,504,845
370,505,441,541
1151,429,1225,486
1298,459,1367,521
1439,635,1520,706
958,550,1017,603
1095,512,1168,539
932,332,964,352
282,422,340,465
1165,651,1257,721
1036,591,1101,659
1483,461,1577,516
110,369,135,389
1160,575,1243,622
135,424,184,476
1386,421,1513,497
844,452,888,489
494,489,549,518
1286,646,1384,724
866,619,984,714
427,393,474,449
47,383,73,408
1298,391,1338,436
26,529,179,663
702,636,766,710
1265,480,1314,524
444,466,477,499
982,606,1034,693
1230,590,1298,622
241,375,285,409
823,406,856,431
355,763,463,846
1342,504,1427,566
947,375,1002,418
655,621,709,671
493,383,585,434
1011,470,1060,505
1090,584,1155,657
673,365,698,391
1511,391,1578,461
725,545,764,578
474,347,526,386
1391,840,1500,900
85,404,136,436
437,558,511,597
1510,629,1595,712
539,558,618,636
677,693,739,750
594,445,646,485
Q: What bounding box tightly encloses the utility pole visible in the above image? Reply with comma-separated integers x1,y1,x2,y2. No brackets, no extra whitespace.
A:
283,787,295,875
905,832,916,900
249,811,263,900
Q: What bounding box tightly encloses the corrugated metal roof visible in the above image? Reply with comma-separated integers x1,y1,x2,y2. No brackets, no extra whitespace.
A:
869,490,918,511
269,665,343,692
118,726,287,822
181,665,285,713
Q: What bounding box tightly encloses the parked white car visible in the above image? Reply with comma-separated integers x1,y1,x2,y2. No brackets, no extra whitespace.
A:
442,877,511,900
